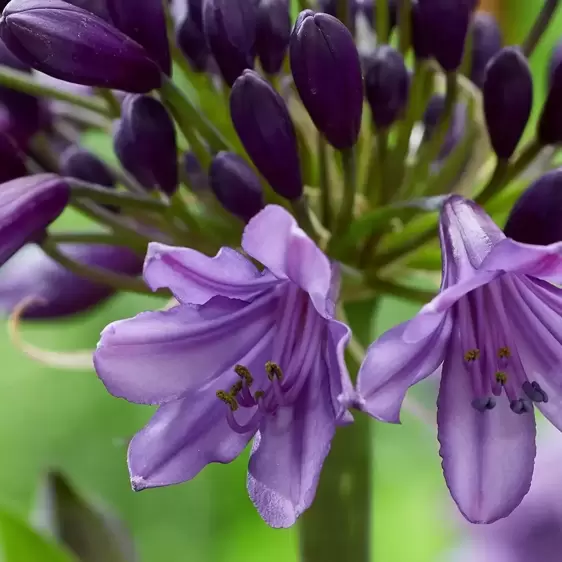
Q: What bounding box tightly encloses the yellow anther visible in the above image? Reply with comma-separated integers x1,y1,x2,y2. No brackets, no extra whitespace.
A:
498,347,511,359
495,371,508,385
234,364,253,386
464,349,480,362
230,381,243,396
216,390,239,411
254,390,265,400
265,361,283,381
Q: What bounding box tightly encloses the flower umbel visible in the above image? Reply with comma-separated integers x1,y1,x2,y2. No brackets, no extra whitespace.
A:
94,205,353,528
358,195,562,524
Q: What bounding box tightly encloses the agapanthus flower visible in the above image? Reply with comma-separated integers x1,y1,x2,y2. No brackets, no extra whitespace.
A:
357,195,562,523
94,205,353,528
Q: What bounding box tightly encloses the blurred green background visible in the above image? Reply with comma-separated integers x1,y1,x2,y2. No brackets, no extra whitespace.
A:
0,1,560,560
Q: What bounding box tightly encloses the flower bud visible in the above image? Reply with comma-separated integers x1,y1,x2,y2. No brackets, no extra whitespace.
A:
230,70,302,200
290,10,363,149
0,0,161,92
483,47,532,160
60,146,115,188
415,0,472,71
188,0,204,29
503,169,562,245
364,46,409,129
203,0,258,86
0,131,26,182
411,1,431,60
209,152,264,222
107,0,171,75
548,41,562,86
255,0,290,75
0,243,143,318
423,95,467,161
0,173,69,266
538,59,562,145
177,15,209,72
469,12,502,89
113,95,178,195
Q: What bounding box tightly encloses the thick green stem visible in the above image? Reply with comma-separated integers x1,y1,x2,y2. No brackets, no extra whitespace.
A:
95,88,121,117
318,134,333,229
0,66,109,115
475,159,509,205
397,0,412,55
48,231,133,246
375,0,390,43
522,0,560,58
333,147,357,238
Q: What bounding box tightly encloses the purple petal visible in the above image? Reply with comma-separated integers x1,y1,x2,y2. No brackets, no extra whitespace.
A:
94,295,277,405
128,376,254,490
242,205,334,317
143,243,279,305
357,313,452,423
247,353,336,528
438,332,536,524
0,243,142,318
481,238,562,283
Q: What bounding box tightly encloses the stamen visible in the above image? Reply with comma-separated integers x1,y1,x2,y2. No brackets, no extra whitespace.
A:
216,390,239,411
532,381,549,403
495,371,507,385
464,349,480,362
265,361,283,381
471,397,496,412
234,364,254,386
226,409,262,434
509,398,533,414
498,347,511,359
254,390,265,400
522,381,548,403
230,380,243,396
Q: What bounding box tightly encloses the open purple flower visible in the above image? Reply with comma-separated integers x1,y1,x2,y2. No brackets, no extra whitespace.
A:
357,195,562,524
94,205,353,528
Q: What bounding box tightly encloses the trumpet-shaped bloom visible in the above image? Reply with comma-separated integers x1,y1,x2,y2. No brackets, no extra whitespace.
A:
358,195,562,524
94,205,353,528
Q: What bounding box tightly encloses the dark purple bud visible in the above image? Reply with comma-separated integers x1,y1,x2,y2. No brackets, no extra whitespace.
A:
317,0,336,16
209,152,264,222
411,1,431,60
177,15,209,72
0,243,143,318
0,0,161,92
0,131,26,182
290,10,363,149
202,0,258,86
188,0,204,29
230,70,302,199
60,146,115,188
415,0,472,71
364,46,409,129
483,47,533,159
539,59,562,145
183,151,209,192
423,95,467,161
0,87,46,146
0,173,69,266
504,169,562,245
113,95,178,195
470,12,502,89
255,0,290,75
548,41,562,86
0,35,27,70
107,0,171,75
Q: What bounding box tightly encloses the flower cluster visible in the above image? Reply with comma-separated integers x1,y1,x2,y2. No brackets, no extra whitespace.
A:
0,0,560,535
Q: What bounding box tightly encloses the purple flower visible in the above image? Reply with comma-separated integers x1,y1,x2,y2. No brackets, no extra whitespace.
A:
357,195,562,524
94,205,353,528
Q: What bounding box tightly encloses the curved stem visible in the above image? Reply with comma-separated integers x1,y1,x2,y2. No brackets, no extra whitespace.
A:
333,147,357,238
475,158,509,205
48,231,130,246
0,66,109,115
522,0,561,58
318,134,332,228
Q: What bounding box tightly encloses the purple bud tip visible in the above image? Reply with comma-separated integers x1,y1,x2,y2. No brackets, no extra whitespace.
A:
0,173,70,266
0,0,161,93
290,10,363,150
203,0,258,87
60,146,115,188
483,47,532,160
503,169,562,245
230,69,302,200
113,95,178,195
256,0,290,76
177,15,210,72
415,0,473,72
539,55,562,146
107,0,171,76
209,151,264,222
470,12,502,89
364,46,409,130
0,131,26,182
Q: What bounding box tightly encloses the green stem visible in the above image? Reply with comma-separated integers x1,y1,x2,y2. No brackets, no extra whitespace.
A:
376,129,389,203
475,159,509,205
522,0,560,58
366,277,437,303
336,0,350,30
333,147,357,238
372,223,436,268
376,0,390,43
41,238,157,295
69,181,168,212
95,88,121,117
292,196,319,241
503,139,544,186
397,0,412,55
318,134,332,229
48,231,132,246
0,66,109,115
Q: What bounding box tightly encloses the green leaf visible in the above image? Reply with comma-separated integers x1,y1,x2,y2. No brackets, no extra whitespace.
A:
0,509,75,562
32,471,137,562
